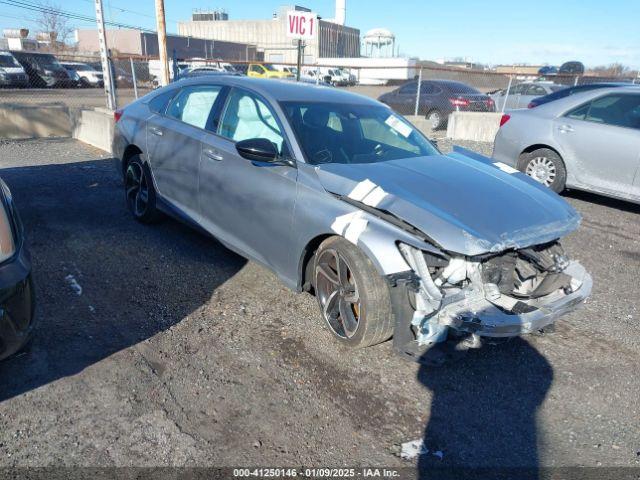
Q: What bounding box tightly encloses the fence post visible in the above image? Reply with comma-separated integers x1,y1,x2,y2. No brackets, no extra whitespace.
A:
574,75,579,86
502,75,513,113
414,67,422,116
130,57,139,99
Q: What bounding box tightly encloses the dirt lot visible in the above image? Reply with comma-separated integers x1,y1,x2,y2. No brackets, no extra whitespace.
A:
0,138,639,478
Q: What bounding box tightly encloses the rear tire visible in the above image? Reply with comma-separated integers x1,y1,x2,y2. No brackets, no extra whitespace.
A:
124,155,163,223
426,110,444,130
519,148,567,193
314,236,394,348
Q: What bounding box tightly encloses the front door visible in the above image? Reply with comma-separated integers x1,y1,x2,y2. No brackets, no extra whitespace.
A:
198,88,298,271
146,84,224,217
553,92,640,196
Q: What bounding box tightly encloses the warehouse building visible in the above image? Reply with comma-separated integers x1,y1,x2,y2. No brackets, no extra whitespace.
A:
177,3,360,64
74,29,259,60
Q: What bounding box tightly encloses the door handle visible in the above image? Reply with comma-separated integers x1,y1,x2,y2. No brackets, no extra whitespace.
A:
149,127,163,136
203,149,223,161
558,124,574,133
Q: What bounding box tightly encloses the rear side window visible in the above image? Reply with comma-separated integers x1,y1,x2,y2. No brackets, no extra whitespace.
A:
148,89,176,114
399,82,417,94
166,85,222,130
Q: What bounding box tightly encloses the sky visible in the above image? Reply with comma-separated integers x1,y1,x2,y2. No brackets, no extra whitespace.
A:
1,0,639,68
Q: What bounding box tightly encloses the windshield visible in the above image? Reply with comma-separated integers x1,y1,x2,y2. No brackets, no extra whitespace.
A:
34,55,62,69
0,55,20,68
281,102,439,165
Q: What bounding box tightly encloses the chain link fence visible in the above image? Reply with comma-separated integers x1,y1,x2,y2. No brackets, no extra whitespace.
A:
1,51,638,139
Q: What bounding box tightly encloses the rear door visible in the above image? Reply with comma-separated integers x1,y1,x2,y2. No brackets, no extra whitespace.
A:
145,84,224,217
553,92,640,196
198,87,298,270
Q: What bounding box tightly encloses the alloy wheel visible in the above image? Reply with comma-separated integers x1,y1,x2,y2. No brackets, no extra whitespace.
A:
526,156,557,187
125,163,149,217
428,111,441,129
315,249,361,339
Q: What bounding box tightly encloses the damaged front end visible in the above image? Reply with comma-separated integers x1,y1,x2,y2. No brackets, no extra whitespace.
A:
391,241,592,360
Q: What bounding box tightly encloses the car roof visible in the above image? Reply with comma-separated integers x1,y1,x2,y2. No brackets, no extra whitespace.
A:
176,76,380,105
532,86,640,113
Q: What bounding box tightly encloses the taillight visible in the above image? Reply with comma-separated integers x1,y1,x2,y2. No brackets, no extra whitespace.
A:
499,114,511,127
114,109,123,123
449,98,470,107
527,102,536,109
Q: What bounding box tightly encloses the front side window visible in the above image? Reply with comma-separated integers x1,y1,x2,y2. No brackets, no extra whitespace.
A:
219,89,285,155
166,85,222,130
281,102,439,165
0,55,20,68
566,94,640,129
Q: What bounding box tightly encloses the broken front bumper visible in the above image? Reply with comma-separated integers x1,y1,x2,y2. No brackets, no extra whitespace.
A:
440,262,592,337
389,261,592,359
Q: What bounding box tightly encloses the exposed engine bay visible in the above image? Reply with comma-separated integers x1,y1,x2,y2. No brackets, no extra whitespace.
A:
397,241,590,346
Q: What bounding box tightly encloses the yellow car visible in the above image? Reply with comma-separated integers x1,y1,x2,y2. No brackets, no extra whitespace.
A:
247,63,294,79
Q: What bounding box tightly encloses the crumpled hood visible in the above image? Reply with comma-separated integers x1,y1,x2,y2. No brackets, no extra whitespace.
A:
315,150,581,256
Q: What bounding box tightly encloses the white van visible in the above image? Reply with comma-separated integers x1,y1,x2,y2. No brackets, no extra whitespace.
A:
0,51,29,87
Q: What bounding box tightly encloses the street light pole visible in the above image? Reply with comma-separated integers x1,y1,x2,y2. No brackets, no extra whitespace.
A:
155,0,170,86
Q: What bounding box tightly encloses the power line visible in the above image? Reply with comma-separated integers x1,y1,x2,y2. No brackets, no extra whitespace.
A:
0,0,158,32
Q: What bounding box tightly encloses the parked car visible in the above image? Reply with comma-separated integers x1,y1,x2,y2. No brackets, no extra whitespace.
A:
491,81,564,110
60,62,103,88
527,82,635,108
559,61,585,75
493,87,640,202
378,80,496,129
11,51,74,88
113,77,591,358
0,177,35,361
176,67,239,80
0,51,29,88
538,66,558,76
247,63,294,79
89,62,134,88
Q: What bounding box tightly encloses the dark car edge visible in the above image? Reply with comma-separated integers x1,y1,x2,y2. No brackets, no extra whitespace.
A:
0,178,35,361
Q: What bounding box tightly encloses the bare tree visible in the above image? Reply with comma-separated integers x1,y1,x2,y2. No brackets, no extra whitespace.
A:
35,1,74,50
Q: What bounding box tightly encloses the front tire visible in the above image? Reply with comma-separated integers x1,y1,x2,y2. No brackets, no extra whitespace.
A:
519,148,567,193
314,236,394,348
124,156,162,223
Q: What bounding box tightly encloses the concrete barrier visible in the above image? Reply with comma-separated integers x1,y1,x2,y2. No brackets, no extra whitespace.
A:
0,103,72,139
71,107,114,153
405,115,433,135
446,112,502,143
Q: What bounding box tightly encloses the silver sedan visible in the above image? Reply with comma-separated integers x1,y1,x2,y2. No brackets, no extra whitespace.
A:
493,87,640,201
113,76,591,361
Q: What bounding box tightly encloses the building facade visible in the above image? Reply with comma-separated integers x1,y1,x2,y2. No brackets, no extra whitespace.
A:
177,8,360,64
74,29,258,60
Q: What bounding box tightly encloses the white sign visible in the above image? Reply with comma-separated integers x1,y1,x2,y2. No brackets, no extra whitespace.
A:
285,10,317,40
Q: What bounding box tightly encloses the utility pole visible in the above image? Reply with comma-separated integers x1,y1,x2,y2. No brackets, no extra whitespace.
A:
296,39,302,81
155,0,170,86
93,0,116,110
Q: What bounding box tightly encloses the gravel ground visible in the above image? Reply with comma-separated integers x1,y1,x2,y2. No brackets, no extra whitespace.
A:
0,138,639,478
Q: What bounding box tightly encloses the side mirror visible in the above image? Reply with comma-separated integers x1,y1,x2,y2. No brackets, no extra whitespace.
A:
236,138,284,164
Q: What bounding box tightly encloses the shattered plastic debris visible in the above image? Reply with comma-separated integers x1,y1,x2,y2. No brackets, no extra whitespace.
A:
400,439,428,460
65,274,83,296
